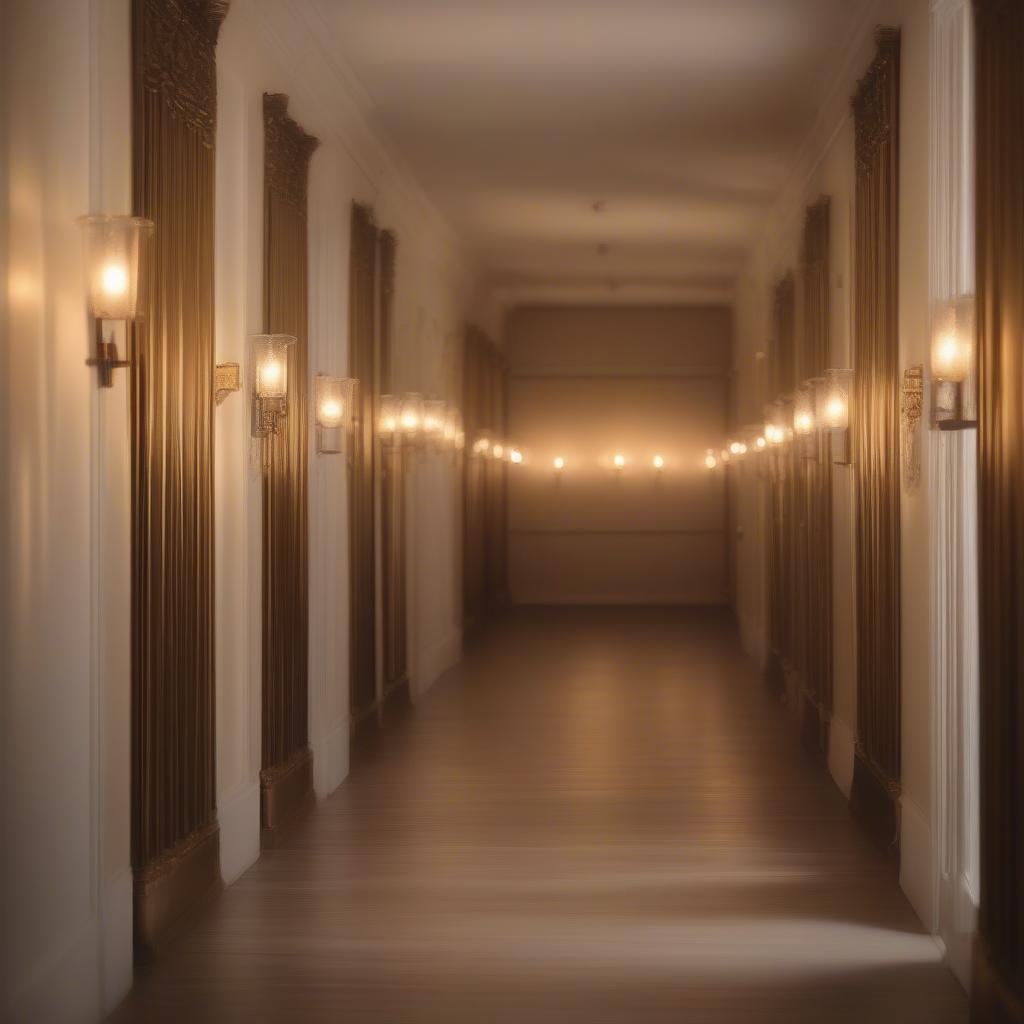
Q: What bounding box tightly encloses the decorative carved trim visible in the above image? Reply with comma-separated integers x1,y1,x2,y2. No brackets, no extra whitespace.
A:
134,0,228,147
901,364,923,490
852,26,902,178
263,93,319,214
215,361,241,404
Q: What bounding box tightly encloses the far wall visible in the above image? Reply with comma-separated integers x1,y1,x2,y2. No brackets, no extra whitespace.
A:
505,305,732,606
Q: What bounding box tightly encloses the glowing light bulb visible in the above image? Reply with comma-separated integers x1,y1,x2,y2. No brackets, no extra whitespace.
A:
401,411,420,431
100,263,128,297
652,455,664,470
755,436,767,450
493,444,505,460
824,396,846,427
319,397,343,428
381,415,397,433
794,411,814,434
259,358,283,396
553,456,565,471
704,450,718,470
613,453,625,469
510,448,523,465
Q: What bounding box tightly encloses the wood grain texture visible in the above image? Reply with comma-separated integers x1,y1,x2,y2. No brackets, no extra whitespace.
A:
110,608,967,1023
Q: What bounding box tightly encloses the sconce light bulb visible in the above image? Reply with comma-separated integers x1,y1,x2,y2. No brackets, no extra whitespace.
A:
704,452,718,470
825,396,846,426
493,444,504,459
795,412,814,434
755,436,766,449
101,262,129,297
653,454,664,470
382,416,397,433
319,398,343,428
553,456,565,471
510,448,523,465
613,453,625,469
401,412,420,431
262,360,282,387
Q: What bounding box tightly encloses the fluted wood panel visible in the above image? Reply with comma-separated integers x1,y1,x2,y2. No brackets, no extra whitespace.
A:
851,27,902,844
130,0,226,948
972,1,1024,1018
349,204,379,722
463,327,507,632
379,230,408,700
797,199,833,751
261,93,317,829
765,274,797,696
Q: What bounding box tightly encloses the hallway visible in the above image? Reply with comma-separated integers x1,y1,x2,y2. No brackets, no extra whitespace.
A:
110,609,966,1024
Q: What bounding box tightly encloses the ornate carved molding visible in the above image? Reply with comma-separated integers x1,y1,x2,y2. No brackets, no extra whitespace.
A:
134,0,228,146
263,93,319,214
852,26,901,178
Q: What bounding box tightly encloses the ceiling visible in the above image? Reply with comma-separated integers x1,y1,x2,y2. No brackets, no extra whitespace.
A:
307,0,869,301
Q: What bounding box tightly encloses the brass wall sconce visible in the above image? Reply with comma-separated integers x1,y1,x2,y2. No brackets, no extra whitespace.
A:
314,374,356,455
250,333,295,438
931,295,977,429
215,363,241,405
820,368,853,463
78,214,154,387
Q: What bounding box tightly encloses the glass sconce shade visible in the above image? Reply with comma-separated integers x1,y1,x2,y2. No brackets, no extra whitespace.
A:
704,449,718,470
821,368,853,430
78,214,154,320
442,405,460,447
251,334,294,400
422,398,447,447
931,295,975,383
794,382,816,435
315,375,355,430
764,401,787,445
399,392,424,440
378,394,400,437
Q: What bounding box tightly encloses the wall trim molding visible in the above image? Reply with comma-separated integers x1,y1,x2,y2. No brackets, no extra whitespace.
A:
217,781,260,886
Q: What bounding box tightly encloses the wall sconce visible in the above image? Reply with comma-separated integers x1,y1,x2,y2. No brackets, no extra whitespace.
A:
492,440,506,461
314,374,355,455
764,401,786,446
931,295,976,429
250,334,295,437
754,435,767,451
794,381,818,459
704,449,718,470
652,454,664,471
399,392,423,444
442,405,459,449
78,214,154,387
473,431,493,458
613,453,626,471
422,397,447,449
728,440,747,459
509,447,524,465
553,455,565,472
820,368,853,463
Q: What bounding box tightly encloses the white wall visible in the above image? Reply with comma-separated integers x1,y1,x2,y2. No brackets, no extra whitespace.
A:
1,1,134,1021
212,2,483,882
730,0,939,932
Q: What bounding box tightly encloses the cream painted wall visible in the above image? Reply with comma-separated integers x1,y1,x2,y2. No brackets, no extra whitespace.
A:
1,1,134,1021
212,2,483,884
506,305,732,606
730,0,940,934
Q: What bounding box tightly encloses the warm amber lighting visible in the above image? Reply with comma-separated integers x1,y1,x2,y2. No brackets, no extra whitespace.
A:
704,449,718,470
755,436,767,450
510,447,523,464
314,375,356,454
78,214,153,321
399,392,424,439
728,441,747,457
613,453,625,469
252,334,294,401
320,398,342,427
553,456,565,471
493,442,505,460
820,368,853,430
652,454,664,470
794,383,816,435
101,263,128,298
379,394,399,436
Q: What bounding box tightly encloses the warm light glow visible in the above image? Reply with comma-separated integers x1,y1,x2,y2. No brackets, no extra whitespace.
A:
381,414,397,433
704,450,718,470
755,436,766,449
931,297,975,383
720,449,731,464
401,410,420,430
824,396,846,426
932,330,970,382
652,454,664,470
510,448,523,464
613,453,625,468
553,456,565,471
493,443,505,460
794,411,814,434
319,397,343,428
100,263,128,297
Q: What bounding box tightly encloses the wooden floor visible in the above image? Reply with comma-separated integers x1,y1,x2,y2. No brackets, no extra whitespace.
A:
111,607,968,1023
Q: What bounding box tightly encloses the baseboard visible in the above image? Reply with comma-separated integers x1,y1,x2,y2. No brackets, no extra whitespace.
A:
828,714,856,798
312,716,350,800
260,746,314,835
850,748,900,857
218,780,260,885
413,627,462,700
134,821,223,956
899,793,936,931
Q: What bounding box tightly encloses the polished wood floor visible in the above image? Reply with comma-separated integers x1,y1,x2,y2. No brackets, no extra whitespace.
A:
111,607,967,1023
